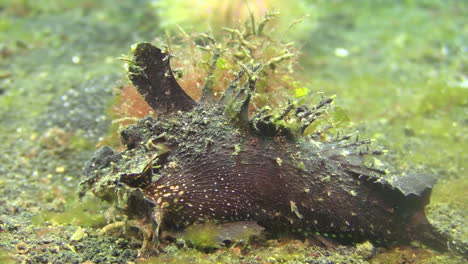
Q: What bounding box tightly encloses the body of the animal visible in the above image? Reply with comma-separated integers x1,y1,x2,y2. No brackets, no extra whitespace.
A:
80,43,448,252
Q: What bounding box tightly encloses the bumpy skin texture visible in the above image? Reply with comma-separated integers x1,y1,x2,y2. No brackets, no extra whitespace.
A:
80,43,447,251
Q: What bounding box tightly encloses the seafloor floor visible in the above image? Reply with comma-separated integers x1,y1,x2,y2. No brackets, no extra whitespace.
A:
0,1,466,263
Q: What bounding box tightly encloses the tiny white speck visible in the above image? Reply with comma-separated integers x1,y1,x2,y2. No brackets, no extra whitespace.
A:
334,48,350,57
72,55,81,64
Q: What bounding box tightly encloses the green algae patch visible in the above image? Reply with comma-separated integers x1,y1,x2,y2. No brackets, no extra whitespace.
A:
0,249,15,264
431,178,468,209
32,195,107,227
426,178,468,256
141,248,208,264
370,246,465,264
143,240,376,264
182,223,222,249
179,221,264,249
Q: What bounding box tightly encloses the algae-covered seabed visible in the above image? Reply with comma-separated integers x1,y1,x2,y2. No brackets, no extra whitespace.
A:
0,0,466,263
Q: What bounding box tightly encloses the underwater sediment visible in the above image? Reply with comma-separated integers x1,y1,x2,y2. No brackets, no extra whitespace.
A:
0,1,466,263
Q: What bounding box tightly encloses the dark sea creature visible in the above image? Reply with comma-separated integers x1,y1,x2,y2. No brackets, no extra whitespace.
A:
80,43,449,252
